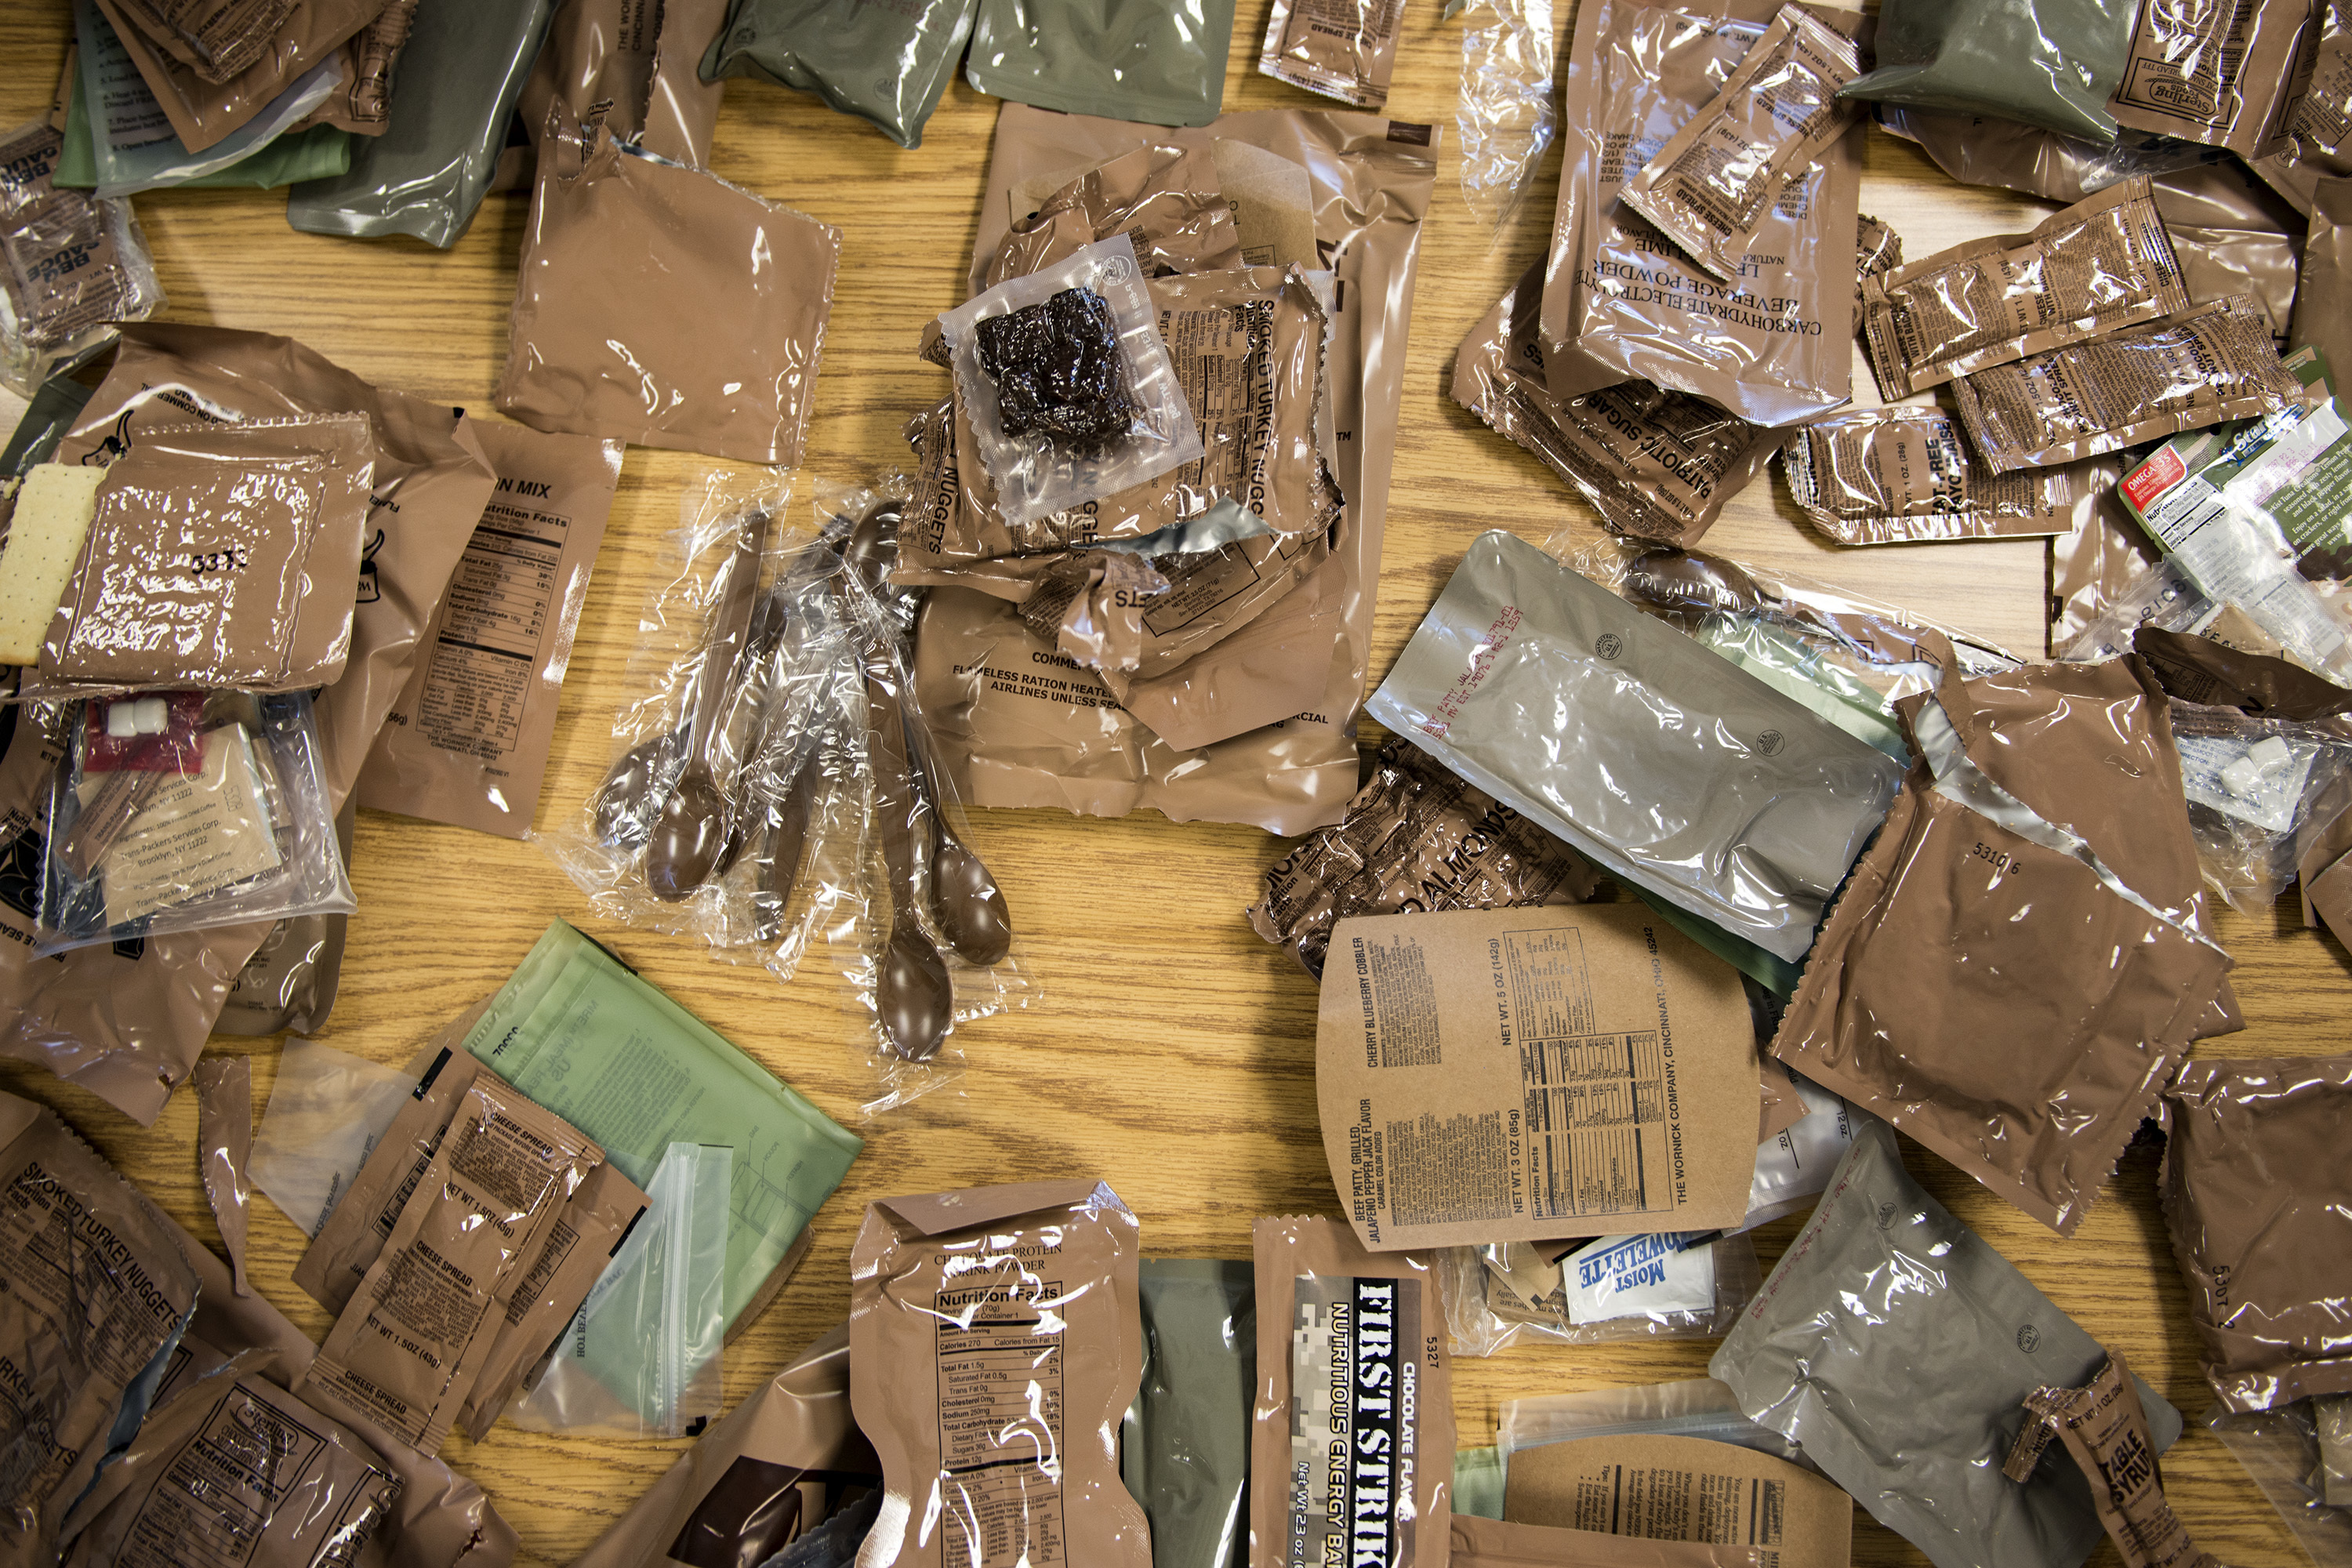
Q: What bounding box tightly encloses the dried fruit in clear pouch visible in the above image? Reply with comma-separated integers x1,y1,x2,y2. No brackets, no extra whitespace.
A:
976,285,1134,450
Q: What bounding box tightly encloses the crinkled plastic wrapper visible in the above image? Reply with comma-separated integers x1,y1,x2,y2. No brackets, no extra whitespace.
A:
1709,1120,2185,1568
1437,1232,1760,1356
699,0,980,150
2166,698,2350,914
0,120,163,395
1837,0,2138,140
1878,103,2235,201
499,108,837,466
2109,0,2321,158
1784,405,2119,545
966,0,1238,127
2207,1400,2352,1563
2164,1053,2352,1412
1452,0,1556,231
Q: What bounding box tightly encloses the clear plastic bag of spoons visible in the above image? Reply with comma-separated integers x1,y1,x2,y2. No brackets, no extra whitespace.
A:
535,466,878,983
825,474,1038,1116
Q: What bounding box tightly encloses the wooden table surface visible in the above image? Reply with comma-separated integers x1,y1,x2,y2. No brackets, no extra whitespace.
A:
5,3,2344,1563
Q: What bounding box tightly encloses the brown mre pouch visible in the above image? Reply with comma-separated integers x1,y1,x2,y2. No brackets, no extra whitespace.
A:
2134,624,2352,716
109,0,299,84
59,1366,403,1568
1249,1215,1452,1568
1784,405,2119,544
1856,211,1902,285
292,1008,502,1316
42,415,376,692
498,111,838,466
89,0,391,154
851,1180,1149,1568
2108,0,2321,158
2290,176,2352,396
980,143,1245,290
1452,1515,1766,1566
454,1158,648,1443
2007,1352,2222,1568
521,0,729,169
1454,263,1780,547
358,423,622,839
193,1053,252,1296
1859,176,2190,397
0,1089,201,1563
2161,1052,2352,1411
1247,735,1598,978
1257,0,1405,109
1948,296,2307,472
300,1077,601,1457
1620,5,1864,285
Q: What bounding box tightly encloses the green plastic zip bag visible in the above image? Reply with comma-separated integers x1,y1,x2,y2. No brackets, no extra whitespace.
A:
1838,0,2140,143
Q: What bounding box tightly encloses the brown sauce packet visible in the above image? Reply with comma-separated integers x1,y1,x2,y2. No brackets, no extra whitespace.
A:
1950,296,2307,472
300,1077,602,1457
357,424,622,840
1257,0,1404,109
2162,1052,2352,1411
89,0,386,154
454,1158,648,1443
851,1181,1149,1568
1454,263,1780,546
2007,1353,2223,1568
1855,210,1902,286
39,415,376,692
498,108,839,466
0,1090,201,1561
1247,736,1598,978
193,1054,253,1296
1621,4,1864,285
1452,1515,1768,1566
2109,0,2321,158
1250,1216,1452,1566
1860,176,2191,398
292,1008,502,1316
1784,405,2120,544
2135,624,2352,716
60,1365,403,1568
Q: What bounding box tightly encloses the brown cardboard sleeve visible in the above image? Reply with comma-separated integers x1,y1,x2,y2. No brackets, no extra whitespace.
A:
1452,1515,1767,1566
1502,1432,1851,1567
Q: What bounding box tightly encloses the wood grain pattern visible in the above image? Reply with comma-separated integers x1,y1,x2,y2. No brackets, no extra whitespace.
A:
0,3,2333,1563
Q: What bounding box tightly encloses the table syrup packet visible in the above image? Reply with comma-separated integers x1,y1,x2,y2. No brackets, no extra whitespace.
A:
851,1180,1149,1568
2002,1352,2223,1568
2204,1398,2352,1564
1858,176,2190,398
1317,904,1762,1252
299,1076,604,1457
1438,1229,1762,1356
1453,1515,1767,1566
1784,405,2120,545
1367,531,1904,973
1250,1215,1453,1568
1710,1120,2185,1568
1502,1430,1852,1564
1257,0,1404,109
1620,4,1863,286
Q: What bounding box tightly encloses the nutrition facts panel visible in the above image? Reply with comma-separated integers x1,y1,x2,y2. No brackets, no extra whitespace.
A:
935,1283,1066,1567
1504,927,1670,1218
417,502,568,764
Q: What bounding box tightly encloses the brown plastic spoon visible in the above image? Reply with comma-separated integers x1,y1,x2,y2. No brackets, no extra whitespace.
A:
646,505,771,902
861,618,954,1060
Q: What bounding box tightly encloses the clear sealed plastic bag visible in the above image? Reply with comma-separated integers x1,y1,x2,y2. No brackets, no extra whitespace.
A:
508,1142,729,1439
1438,1230,1761,1356
248,1035,418,1240
2169,701,2352,913
32,689,354,957
1497,1377,1812,1470
1450,0,1556,232
938,234,1204,528
2208,1402,2352,1563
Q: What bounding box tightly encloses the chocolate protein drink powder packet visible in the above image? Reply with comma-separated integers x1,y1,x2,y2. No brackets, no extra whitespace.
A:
499,108,837,466
301,1077,601,1457
194,1053,253,1296
2109,0,2321,158
1784,405,2119,544
2135,623,2352,715
1621,5,1863,286
1711,1121,2185,1568
1838,0,2137,139
1451,1517,1766,1567
1367,530,1904,974
851,1180,1149,1568
2163,1053,2352,1411
1454,263,1780,547
1257,0,1405,109
1859,176,2191,398
2005,1353,2223,1568
0,1089,200,1563
1248,735,1598,978
699,0,980,149
1121,1258,1254,1568
59,1365,402,1568
358,424,622,839
1951,296,2307,472
1250,1216,1452,1568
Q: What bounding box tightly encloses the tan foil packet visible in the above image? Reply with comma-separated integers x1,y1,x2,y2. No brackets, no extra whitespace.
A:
521,0,730,169
89,0,386,154
1621,4,1864,285
193,1053,253,1296
2109,0,2321,158
110,0,298,85
1257,0,1405,109
0,1090,201,1561
358,423,622,840
1950,296,2307,472
2006,1353,2221,1568
982,144,1246,290
1249,1215,1452,1567
2291,176,2352,388
850,1180,1149,1568
1248,735,1599,978
1453,1515,1767,1566
1860,176,2190,398
1784,405,2121,544
455,1158,649,1443
1502,1432,1853,1564
1855,210,1902,285
1453,263,1780,546
300,1078,601,1457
